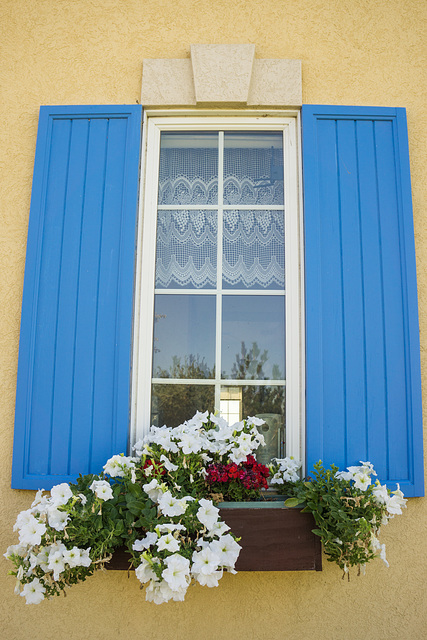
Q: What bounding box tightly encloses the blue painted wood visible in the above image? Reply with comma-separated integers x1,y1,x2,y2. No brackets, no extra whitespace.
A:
303,105,424,497
12,105,142,489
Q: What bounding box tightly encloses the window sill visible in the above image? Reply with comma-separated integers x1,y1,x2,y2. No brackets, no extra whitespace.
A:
107,505,322,572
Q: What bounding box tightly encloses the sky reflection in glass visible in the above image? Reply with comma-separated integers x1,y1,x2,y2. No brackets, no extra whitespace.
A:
152,295,216,378
221,295,285,380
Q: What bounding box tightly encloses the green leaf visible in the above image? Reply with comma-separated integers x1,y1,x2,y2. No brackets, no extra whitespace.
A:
126,499,147,516
284,497,302,508
126,483,144,498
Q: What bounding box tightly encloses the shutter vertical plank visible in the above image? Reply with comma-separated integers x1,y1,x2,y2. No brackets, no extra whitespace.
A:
355,120,388,477
336,119,367,465
50,118,90,476
315,119,346,466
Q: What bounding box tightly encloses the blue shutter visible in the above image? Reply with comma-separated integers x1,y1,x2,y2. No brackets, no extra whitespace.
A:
12,105,142,489
303,105,423,497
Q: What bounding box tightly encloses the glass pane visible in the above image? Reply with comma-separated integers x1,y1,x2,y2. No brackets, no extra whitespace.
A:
223,209,284,289
158,132,218,205
221,295,285,380
152,295,216,378
155,209,217,289
151,384,215,428
220,386,242,424
223,132,284,205
219,384,286,464
242,385,286,464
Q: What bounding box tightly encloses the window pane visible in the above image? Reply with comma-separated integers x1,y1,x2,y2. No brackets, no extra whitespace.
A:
155,209,217,289
242,385,285,465
151,384,215,428
152,295,216,378
219,384,285,463
223,132,284,205
158,132,218,205
221,296,285,380
223,209,285,289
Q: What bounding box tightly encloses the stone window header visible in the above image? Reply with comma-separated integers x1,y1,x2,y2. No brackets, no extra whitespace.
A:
141,44,302,107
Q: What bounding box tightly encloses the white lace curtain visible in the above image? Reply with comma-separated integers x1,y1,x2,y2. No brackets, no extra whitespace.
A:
155,147,285,289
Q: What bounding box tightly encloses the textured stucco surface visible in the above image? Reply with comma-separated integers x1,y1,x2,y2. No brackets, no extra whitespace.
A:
1,1,427,638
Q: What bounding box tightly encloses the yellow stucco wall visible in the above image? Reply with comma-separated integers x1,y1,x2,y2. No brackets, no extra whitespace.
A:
1,1,426,638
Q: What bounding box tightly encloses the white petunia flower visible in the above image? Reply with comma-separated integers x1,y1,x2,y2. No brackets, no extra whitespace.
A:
209,414,229,429
230,420,245,432
196,499,219,530
13,509,33,532
47,507,70,531
161,554,191,591
48,550,66,581
143,479,164,503
158,491,188,517
156,534,180,553
209,534,241,569
270,472,284,485
206,520,231,538
90,480,114,501
18,516,47,546
4,544,27,560
78,548,92,567
132,438,146,456
335,470,354,482
62,547,82,568
145,579,187,604
236,432,253,446
359,461,377,476
29,553,39,571
20,578,46,605
372,482,389,505
178,432,202,455
146,427,179,453
160,454,179,472
132,532,158,551
246,416,265,427
36,547,51,572
191,547,220,576
103,454,135,477
193,569,223,587
31,489,49,513
156,523,186,533
386,485,407,516
353,473,371,491
50,483,73,506
135,557,159,584
229,442,252,464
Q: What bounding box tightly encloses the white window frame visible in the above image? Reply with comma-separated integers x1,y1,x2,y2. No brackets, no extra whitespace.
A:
131,110,305,468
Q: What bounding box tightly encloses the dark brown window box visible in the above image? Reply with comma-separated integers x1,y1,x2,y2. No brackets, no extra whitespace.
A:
107,503,322,572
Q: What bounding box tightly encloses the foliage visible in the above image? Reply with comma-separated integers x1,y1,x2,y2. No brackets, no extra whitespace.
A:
6,412,408,604
271,459,407,577
5,412,265,605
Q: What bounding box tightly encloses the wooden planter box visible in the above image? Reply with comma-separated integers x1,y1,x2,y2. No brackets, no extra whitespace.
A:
218,503,321,571
108,503,322,572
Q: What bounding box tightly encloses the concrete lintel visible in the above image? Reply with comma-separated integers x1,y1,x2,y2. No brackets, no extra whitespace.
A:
140,46,302,107
248,59,302,106
141,59,196,106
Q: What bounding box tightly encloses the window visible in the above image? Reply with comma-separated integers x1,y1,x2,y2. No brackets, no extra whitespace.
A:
11,105,423,497
131,116,303,466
